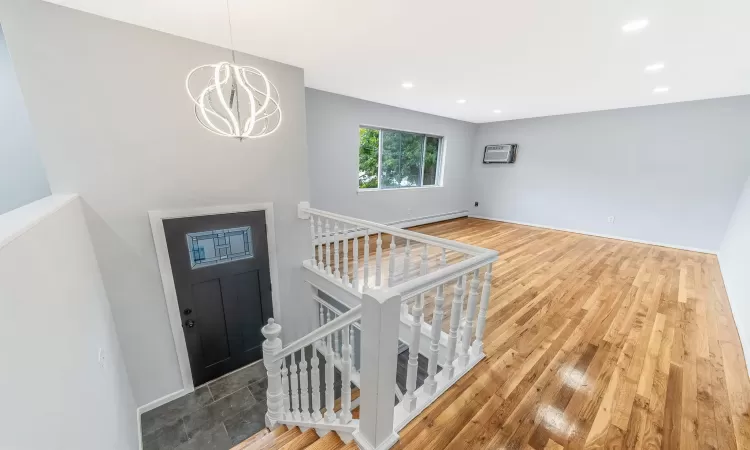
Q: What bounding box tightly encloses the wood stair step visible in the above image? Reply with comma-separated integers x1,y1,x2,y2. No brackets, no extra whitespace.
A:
230,428,270,450
274,428,319,450
243,426,296,450
304,431,346,450
340,441,359,449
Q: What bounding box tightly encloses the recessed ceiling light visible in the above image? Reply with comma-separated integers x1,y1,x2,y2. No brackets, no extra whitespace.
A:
456,99,466,104
644,63,665,73
493,109,502,114
653,86,670,93
622,19,649,33
402,82,414,89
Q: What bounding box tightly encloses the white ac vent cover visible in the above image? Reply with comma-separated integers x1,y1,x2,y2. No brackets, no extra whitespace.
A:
483,144,517,164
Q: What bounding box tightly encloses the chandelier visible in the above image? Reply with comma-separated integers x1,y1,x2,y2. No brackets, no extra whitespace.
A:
185,1,282,140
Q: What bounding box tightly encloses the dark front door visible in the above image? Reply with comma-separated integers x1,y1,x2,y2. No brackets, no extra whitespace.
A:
164,211,272,386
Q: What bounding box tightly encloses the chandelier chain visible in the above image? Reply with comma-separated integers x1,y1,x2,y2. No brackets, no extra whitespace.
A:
226,0,236,63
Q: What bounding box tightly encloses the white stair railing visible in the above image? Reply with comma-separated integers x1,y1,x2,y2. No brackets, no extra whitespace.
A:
261,204,498,449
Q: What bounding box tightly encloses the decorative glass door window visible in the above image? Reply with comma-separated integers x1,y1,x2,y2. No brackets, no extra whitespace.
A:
186,226,254,269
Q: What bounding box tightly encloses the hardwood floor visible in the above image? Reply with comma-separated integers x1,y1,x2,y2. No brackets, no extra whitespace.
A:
390,218,750,450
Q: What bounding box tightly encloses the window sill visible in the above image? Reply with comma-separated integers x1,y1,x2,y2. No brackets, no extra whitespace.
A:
357,185,444,194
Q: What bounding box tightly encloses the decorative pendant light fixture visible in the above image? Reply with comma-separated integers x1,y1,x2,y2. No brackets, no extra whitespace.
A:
185,0,282,140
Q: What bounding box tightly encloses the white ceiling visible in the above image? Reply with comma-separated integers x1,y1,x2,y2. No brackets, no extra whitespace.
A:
44,0,750,123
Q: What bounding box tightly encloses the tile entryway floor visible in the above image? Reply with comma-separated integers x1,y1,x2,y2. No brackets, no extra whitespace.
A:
141,361,269,450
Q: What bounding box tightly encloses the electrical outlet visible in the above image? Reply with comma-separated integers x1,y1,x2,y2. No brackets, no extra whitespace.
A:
474,201,479,207
607,216,616,224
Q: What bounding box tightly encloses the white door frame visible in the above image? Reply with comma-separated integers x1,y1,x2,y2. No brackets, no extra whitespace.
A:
149,202,281,394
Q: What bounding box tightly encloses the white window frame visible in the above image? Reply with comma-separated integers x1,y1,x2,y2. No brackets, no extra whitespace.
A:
358,125,445,192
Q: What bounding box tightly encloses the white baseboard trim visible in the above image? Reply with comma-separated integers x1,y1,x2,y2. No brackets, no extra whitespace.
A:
469,214,717,255
136,388,186,415
387,210,468,229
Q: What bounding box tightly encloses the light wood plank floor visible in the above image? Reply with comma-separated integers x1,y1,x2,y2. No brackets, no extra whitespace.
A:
391,218,750,450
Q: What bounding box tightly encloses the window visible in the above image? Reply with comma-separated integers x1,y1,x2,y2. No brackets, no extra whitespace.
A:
358,127,443,189
186,226,254,269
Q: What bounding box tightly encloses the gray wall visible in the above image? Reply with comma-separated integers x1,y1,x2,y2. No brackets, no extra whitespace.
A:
0,196,138,450
0,0,312,406
0,26,49,214
470,96,750,251
720,176,750,370
306,88,477,224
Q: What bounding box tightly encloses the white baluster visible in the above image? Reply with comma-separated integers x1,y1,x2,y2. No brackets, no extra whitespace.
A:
333,317,340,360
325,219,332,275
349,326,357,376
403,291,424,411
424,249,446,395
403,239,411,282
290,352,301,420
340,325,353,423
363,232,370,290
261,319,284,426
445,276,465,379
343,226,350,285
472,264,493,355
418,244,429,304
388,235,397,287
334,222,341,280
309,216,316,266
282,359,291,418
317,218,324,271
299,348,311,421
456,259,470,343
311,341,322,422
375,232,383,287
352,234,359,290
459,270,480,367
324,330,336,422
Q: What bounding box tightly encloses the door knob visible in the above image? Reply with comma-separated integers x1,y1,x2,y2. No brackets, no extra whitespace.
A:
183,308,192,315
185,319,195,328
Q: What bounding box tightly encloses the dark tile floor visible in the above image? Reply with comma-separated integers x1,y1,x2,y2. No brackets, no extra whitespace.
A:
140,361,269,450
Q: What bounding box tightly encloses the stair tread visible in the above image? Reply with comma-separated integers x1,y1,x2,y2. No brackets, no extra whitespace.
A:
304,431,345,450
274,428,318,450
340,441,359,450
244,426,296,450
230,428,270,450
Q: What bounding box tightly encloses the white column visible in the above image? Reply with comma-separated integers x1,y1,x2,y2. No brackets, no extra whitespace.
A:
290,351,301,420
261,319,284,427
352,235,359,291
324,328,336,422
343,226,349,285
375,232,383,287
363,232,370,290
424,249,447,395
334,222,341,280
355,290,401,450
388,236,397,287
325,219,332,275
317,218,324,271
445,276,465,379
472,264,493,355
340,325,353,424
310,339,322,422
299,348,311,421
309,215,316,266
458,270,480,367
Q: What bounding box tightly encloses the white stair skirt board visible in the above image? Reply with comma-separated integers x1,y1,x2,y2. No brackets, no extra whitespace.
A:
469,215,717,255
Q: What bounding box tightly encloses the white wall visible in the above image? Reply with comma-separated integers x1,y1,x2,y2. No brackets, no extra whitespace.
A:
0,0,312,407
0,195,138,450
470,96,750,252
306,88,477,224
0,26,49,214
719,176,750,369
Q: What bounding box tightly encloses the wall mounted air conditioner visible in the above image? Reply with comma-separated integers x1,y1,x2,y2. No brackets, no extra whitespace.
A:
483,144,517,164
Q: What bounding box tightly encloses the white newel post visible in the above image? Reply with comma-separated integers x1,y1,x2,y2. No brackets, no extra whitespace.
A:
458,269,480,367
354,290,401,450
473,264,493,354
262,319,284,427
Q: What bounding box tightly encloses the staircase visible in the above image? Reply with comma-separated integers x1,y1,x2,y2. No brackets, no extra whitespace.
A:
253,203,498,449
